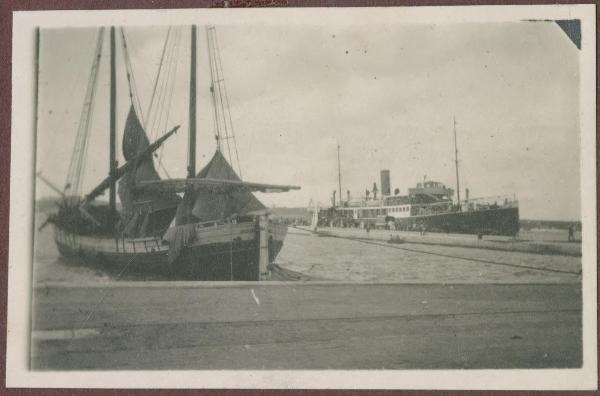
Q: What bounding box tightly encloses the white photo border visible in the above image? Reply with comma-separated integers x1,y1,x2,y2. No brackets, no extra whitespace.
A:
7,4,597,389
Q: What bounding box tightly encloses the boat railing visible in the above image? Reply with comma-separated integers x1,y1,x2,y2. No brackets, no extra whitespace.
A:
409,194,517,216
340,194,518,213
193,218,245,229
346,199,384,208
460,194,518,210
411,201,454,216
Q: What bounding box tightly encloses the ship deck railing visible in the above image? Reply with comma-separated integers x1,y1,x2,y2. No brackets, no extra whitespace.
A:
333,193,518,211
459,194,518,210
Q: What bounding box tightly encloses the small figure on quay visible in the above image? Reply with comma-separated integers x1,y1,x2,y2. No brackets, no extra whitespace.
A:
568,225,575,242
388,220,395,231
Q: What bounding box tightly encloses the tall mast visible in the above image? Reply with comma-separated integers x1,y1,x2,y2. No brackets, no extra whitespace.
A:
34,27,40,207
337,144,342,205
187,24,197,179
109,27,117,213
453,117,461,207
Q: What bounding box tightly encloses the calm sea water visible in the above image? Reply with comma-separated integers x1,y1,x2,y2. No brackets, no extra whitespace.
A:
33,221,581,285
279,228,581,283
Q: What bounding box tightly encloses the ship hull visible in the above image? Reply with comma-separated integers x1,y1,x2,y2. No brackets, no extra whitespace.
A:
328,206,520,237
53,221,287,281
394,206,520,236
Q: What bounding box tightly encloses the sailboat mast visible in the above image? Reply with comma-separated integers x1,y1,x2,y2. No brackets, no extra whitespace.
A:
453,117,461,207
337,144,342,205
109,26,117,213
34,27,41,205
187,24,197,179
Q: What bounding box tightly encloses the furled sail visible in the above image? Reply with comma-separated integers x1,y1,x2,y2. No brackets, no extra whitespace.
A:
118,106,180,236
175,150,266,225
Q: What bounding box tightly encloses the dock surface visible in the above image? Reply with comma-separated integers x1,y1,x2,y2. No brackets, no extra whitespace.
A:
315,226,582,257
32,282,581,370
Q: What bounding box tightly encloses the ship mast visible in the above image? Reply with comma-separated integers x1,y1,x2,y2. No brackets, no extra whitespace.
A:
337,144,342,206
453,117,461,208
187,25,197,179
109,27,117,213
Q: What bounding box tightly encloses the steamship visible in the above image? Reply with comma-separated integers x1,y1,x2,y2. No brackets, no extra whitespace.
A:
318,123,520,237
319,171,519,237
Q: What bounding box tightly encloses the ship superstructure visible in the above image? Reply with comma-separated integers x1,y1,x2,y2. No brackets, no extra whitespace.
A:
319,121,519,237
321,171,519,236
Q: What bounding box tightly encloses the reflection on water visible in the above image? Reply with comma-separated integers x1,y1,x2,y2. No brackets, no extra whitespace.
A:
33,223,581,285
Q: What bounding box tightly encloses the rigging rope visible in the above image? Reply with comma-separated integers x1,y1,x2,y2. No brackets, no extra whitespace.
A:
120,26,182,180
119,28,145,123
207,26,243,178
208,28,234,172
149,29,175,140
213,29,243,178
79,254,137,327
64,27,105,204
137,26,182,179
145,26,172,129
149,30,173,172
156,27,182,177
206,27,222,152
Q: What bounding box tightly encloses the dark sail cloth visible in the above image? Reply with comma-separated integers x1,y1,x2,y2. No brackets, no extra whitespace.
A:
165,150,266,265
175,150,266,225
118,106,180,237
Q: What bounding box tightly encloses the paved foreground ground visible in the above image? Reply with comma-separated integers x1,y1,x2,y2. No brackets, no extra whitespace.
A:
31,282,581,370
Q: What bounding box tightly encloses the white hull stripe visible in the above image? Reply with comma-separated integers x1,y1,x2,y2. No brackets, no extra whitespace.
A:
54,223,287,256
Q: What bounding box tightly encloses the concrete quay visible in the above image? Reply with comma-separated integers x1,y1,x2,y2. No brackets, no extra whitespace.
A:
314,227,582,257
32,282,581,370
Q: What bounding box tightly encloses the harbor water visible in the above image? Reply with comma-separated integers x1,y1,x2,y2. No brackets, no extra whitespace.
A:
33,217,581,285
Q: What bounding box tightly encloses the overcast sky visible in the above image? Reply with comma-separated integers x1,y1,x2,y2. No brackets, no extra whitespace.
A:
37,21,580,221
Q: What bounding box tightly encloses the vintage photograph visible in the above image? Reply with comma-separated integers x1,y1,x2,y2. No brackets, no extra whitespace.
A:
6,5,596,389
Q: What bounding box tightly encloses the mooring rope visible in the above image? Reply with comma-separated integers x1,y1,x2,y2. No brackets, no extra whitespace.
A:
79,255,137,327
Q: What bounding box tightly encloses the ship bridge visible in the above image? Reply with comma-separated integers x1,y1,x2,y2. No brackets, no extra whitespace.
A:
408,181,454,202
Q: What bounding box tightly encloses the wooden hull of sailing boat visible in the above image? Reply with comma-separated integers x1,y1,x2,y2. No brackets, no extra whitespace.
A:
174,235,284,281
52,222,287,280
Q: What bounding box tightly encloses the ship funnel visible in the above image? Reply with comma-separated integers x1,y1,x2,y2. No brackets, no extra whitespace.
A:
380,170,391,196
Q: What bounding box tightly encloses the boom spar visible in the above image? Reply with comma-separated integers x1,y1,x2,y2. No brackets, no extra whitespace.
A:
81,125,180,206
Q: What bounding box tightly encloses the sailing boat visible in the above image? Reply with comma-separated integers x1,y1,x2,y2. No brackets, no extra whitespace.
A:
41,25,300,281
